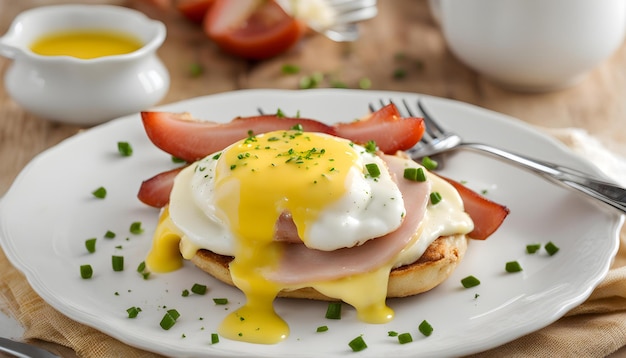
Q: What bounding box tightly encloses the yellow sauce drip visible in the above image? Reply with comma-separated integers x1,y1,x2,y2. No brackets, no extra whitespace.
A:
212,131,357,344
311,262,395,324
145,207,184,273
30,29,143,59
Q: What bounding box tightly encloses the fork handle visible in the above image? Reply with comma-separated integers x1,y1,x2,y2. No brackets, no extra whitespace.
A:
462,143,626,214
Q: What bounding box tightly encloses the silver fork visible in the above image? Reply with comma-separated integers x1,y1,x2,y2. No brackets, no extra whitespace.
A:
374,99,626,214
315,0,378,42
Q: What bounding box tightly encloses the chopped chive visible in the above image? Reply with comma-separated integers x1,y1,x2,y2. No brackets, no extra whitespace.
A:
505,261,523,273
358,77,372,89
191,283,207,295
112,255,124,272
127,306,142,318
348,335,367,352
430,192,442,205
281,64,300,74
545,241,560,256
403,167,417,181
85,238,97,253
418,320,434,337
325,302,342,320
365,163,381,178
299,72,323,89
129,221,144,235
291,123,304,132
213,298,229,305
117,141,133,157
160,309,180,330
171,156,186,163
188,63,203,77
104,230,116,239
80,264,93,279
461,275,480,288
182,289,190,297
388,331,398,337
398,332,413,344
330,80,347,88
364,140,377,153
211,333,219,344
393,68,407,79
92,186,107,199
212,153,222,160
137,261,146,273
421,156,438,170
404,167,427,182
526,244,541,254
316,325,329,333
276,108,286,118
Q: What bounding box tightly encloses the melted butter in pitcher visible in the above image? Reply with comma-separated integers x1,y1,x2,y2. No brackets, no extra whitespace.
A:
30,29,143,59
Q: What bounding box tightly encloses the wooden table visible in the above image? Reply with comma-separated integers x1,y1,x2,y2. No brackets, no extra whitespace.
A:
1,0,626,356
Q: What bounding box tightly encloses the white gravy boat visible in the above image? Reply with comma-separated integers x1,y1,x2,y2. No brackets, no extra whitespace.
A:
0,4,170,125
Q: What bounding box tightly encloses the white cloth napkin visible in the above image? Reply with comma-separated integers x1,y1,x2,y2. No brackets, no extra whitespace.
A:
542,127,626,186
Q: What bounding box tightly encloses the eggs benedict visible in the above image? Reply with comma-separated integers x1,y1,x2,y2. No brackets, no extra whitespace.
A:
144,127,479,344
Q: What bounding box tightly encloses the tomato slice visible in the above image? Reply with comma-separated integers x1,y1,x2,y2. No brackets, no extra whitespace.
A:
333,104,425,154
177,0,215,24
204,0,305,59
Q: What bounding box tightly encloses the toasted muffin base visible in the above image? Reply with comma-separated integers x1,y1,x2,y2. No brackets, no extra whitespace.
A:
190,234,468,300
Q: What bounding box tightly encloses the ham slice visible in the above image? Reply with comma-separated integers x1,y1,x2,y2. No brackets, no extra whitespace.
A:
266,155,430,284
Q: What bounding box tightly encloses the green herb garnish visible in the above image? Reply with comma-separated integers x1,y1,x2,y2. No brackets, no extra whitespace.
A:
421,156,438,170
160,309,180,330
213,298,229,305
358,77,372,89
526,244,541,254
365,163,381,178
104,230,116,239
85,238,97,253
418,320,434,336
545,241,560,256
325,302,342,320
92,186,107,199
403,167,427,182
281,64,300,74
127,306,142,318
505,261,523,273
348,335,367,352
80,264,93,279
430,192,442,205
316,325,329,333
398,332,413,344
461,275,480,288
112,255,124,272
117,141,133,157
211,333,219,344
129,221,144,235
189,63,203,77
191,283,207,295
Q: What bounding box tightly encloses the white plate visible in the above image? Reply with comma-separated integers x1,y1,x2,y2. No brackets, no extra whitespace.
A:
0,89,622,357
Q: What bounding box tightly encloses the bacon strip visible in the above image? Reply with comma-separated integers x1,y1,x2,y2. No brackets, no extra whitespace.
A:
141,112,336,163
140,104,425,163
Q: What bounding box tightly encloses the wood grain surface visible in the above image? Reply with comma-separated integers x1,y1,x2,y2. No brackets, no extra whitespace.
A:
2,0,625,196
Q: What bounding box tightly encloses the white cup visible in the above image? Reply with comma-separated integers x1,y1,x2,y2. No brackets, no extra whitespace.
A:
429,0,626,92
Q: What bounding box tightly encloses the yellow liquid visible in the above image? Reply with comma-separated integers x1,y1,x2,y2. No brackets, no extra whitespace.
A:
30,30,143,59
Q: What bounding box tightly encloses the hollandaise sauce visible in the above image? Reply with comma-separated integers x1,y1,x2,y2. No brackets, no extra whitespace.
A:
30,29,143,59
214,130,359,344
